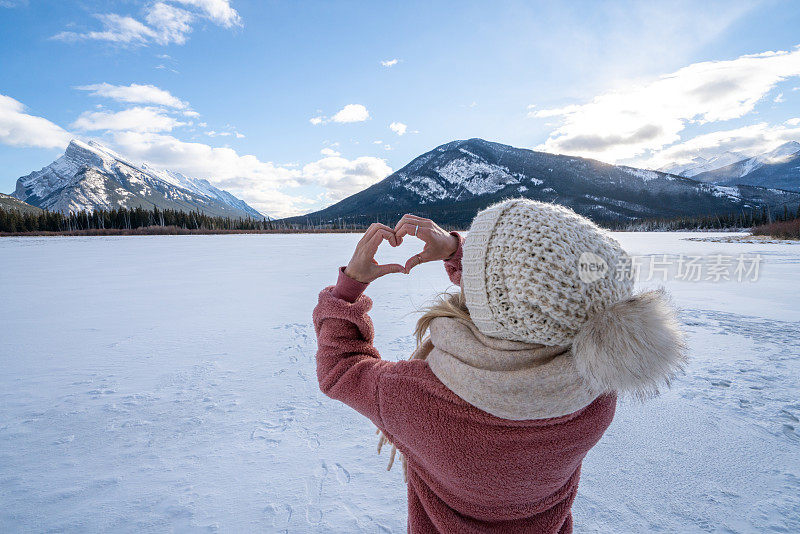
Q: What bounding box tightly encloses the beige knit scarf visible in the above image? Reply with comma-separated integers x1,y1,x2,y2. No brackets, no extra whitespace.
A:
376,316,598,479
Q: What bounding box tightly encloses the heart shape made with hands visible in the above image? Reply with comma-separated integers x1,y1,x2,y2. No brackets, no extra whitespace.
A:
373,230,425,273
345,217,458,283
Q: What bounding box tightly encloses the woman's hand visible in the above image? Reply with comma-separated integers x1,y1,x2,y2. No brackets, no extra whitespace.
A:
394,214,459,273
344,223,405,283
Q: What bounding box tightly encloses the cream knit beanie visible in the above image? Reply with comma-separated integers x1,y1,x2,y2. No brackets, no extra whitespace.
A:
463,198,633,345
462,198,687,398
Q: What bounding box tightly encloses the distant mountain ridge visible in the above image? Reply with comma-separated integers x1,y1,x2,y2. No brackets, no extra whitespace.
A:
659,151,747,178
11,139,264,219
658,141,800,192
0,192,42,214
692,141,800,191
285,138,800,228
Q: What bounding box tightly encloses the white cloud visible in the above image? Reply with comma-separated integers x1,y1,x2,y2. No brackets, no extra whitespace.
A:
155,64,180,74
774,92,785,103
75,83,187,109
53,14,157,45
644,122,800,168
372,140,382,144
145,2,194,45
531,46,800,163
72,107,185,133
171,0,241,27
0,93,71,148
183,110,200,117
112,131,297,186
300,155,391,200
311,104,370,125
205,127,244,138
320,147,340,156
380,58,399,67
389,121,407,136
52,0,240,46
331,104,370,123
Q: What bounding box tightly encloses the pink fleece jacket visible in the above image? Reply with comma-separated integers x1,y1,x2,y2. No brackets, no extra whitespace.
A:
312,238,617,533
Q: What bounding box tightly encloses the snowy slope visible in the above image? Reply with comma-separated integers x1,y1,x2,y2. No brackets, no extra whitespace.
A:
1,234,798,532
12,139,263,218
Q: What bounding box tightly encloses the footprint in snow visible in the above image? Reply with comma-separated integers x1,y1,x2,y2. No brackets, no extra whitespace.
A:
304,461,328,525
53,435,75,445
250,428,280,446
304,431,320,450
264,503,293,529
779,409,799,423
335,463,351,484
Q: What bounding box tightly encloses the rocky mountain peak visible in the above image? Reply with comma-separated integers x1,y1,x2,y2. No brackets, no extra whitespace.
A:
11,139,264,218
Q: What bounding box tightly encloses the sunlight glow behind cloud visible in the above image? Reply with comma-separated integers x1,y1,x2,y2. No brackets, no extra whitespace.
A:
531,46,800,165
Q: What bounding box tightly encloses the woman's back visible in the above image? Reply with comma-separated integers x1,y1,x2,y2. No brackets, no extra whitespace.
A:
379,357,616,532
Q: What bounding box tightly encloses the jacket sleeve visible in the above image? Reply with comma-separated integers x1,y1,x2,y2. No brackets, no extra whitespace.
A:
444,231,465,286
312,268,393,429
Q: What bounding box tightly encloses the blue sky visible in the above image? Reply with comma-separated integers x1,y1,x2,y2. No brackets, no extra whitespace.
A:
2,0,800,216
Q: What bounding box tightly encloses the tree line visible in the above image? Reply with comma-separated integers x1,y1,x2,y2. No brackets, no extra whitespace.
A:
1,202,799,235
608,203,800,231
0,205,281,234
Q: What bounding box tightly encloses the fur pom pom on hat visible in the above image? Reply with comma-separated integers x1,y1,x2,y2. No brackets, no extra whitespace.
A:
571,288,687,398
462,198,687,397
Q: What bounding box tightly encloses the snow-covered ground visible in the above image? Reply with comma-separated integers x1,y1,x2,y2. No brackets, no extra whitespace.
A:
1,232,798,533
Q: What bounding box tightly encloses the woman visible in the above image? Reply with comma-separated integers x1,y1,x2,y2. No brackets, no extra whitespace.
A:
312,199,687,533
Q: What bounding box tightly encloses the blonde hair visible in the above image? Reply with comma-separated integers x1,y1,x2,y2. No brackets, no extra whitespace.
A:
414,288,472,346
379,287,473,481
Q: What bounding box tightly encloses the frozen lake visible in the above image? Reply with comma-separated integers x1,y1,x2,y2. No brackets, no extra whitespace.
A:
1,232,799,533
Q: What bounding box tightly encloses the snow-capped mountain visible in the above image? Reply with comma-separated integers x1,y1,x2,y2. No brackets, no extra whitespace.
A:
691,141,800,191
285,138,800,227
659,151,747,178
12,139,264,218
